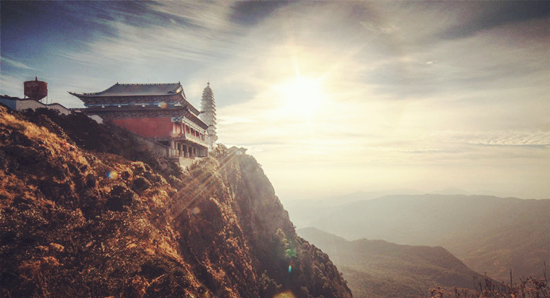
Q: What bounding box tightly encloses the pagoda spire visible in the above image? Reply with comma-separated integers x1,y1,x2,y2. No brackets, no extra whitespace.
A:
200,82,217,149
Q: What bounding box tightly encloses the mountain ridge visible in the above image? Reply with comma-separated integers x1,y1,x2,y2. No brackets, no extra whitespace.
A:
0,105,352,297
298,227,485,298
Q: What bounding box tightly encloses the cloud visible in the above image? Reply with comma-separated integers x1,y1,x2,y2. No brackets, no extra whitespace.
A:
359,21,399,34
437,1,550,40
218,116,257,125
56,1,248,74
1,57,36,70
150,1,237,32
0,74,25,96
437,130,550,147
229,1,293,26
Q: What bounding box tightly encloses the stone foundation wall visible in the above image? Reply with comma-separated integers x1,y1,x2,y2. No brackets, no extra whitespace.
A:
126,130,202,170
129,131,171,157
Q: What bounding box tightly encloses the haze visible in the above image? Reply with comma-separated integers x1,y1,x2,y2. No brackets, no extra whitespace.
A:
1,1,549,201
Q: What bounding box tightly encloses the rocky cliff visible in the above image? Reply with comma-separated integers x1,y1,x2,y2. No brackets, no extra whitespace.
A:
0,105,352,298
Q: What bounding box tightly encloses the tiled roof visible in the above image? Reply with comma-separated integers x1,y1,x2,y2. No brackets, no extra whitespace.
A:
75,83,183,97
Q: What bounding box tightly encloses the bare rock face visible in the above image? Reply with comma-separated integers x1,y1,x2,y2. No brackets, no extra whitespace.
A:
0,105,352,298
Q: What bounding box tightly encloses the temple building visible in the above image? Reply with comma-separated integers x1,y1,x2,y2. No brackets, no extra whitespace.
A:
70,82,216,159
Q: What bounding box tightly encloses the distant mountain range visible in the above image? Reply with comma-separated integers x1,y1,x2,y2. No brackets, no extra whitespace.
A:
288,194,550,281
284,190,422,228
298,227,485,298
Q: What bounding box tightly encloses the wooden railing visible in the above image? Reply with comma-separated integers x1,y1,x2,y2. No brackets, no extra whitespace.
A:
173,132,208,147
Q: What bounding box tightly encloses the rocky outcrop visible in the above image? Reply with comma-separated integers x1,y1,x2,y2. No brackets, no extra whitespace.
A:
0,105,352,298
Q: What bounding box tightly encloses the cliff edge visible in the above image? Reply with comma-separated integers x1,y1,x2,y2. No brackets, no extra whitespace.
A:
0,105,352,298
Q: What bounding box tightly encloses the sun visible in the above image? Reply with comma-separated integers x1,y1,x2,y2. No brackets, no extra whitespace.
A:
275,75,328,117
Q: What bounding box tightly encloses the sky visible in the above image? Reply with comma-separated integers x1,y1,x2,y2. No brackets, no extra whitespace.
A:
1,1,549,202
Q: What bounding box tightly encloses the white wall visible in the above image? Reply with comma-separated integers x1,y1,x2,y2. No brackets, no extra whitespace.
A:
16,100,71,115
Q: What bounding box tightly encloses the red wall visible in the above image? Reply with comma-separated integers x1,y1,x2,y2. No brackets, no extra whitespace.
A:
112,118,173,138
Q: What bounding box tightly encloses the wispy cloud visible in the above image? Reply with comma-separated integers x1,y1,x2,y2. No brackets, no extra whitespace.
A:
55,0,249,91
437,1,550,40
435,130,550,147
1,57,36,70
218,116,257,125
0,74,25,96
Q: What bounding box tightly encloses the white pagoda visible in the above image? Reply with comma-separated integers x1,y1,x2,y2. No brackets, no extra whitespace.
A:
200,83,218,149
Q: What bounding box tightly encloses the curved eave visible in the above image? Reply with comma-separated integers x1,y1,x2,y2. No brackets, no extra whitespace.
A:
186,112,208,129
80,106,188,113
80,83,120,97
68,92,179,99
69,92,185,105
68,82,185,98
184,100,200,115
177,87,187,100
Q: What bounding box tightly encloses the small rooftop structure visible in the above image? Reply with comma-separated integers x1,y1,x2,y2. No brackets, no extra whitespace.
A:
24,76,48,101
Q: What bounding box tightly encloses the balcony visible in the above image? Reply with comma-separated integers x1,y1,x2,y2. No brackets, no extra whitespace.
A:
171,132,208,148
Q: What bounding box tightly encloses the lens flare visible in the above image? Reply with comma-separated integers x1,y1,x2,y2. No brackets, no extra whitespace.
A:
274,290,296,298
106,171,118,179
288,265,292,273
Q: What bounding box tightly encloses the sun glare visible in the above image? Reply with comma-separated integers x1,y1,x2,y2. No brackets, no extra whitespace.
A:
275,76,328,117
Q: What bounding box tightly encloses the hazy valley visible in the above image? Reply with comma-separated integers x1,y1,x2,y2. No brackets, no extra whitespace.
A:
298,227,488,298
287,194,550,285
